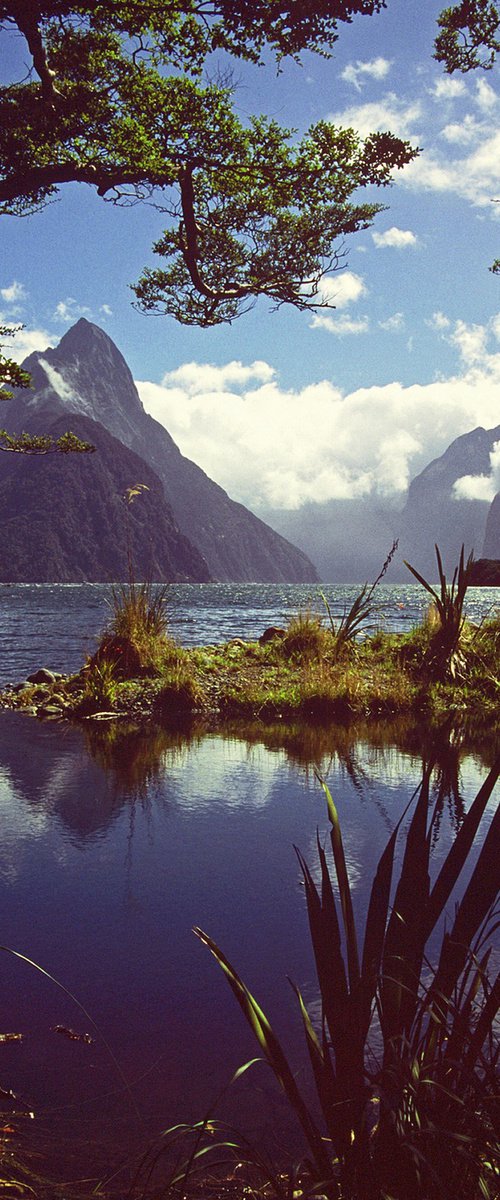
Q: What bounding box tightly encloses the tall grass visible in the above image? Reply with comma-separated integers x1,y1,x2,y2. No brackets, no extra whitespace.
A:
196,758,500,1200
95,580,176,677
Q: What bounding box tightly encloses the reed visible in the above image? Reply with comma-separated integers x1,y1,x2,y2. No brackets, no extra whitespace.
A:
196,758,500,1200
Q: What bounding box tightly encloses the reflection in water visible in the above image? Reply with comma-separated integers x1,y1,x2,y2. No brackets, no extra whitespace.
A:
0,710,497,1187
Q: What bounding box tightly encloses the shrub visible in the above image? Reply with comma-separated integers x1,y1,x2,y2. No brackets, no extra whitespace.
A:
96,581,176,676
154,658,204,716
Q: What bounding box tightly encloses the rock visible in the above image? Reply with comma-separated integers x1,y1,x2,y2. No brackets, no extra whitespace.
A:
469,558,500,586
38,703,63,717
259,626,285,645
27,668,57,685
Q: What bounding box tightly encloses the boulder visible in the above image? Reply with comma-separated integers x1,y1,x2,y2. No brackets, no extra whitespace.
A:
27,668,57,685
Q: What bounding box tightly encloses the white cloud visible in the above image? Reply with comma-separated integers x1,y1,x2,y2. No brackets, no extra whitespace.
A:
440,114,481,144
379,312,405,332
310,313,370,336
0,280,27,307
161,360,275,392
53,298,91,323
0,323,56,362
450,318,490,364
327,94,422,140
329,82,500,209
427,311,451,332
137,322,500,510
430,77,467,100
316,270,367,308
372,227,418,249
341,57,392,91
402,126,500,207
454,441,500,501
475,77,497,112
100,304,113,317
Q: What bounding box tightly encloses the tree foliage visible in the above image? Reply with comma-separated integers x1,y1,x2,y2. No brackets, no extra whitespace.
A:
435,1,500,72
0,324,32,401
0,1,417,325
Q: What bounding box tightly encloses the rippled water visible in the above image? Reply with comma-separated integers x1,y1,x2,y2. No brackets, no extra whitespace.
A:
0,580,498,681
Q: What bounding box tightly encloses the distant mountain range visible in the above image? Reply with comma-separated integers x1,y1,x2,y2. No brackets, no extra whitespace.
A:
0,320,318,583
261,424,500,582
2,318,499,583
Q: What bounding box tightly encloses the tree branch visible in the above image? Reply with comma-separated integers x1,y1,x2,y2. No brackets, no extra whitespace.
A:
11,1,61,103
0,162,176,206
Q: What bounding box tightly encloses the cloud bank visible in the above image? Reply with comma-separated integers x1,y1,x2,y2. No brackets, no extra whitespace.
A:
138,314,500,511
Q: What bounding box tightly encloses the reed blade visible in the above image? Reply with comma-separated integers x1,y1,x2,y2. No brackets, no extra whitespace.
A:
193,927,332,1180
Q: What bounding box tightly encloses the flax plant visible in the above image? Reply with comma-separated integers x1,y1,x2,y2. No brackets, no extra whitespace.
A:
196,757,500,1200
405,544,475,676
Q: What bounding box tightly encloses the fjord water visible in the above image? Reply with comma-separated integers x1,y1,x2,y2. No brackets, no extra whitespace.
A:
0,583,498,1182
0,580,499,681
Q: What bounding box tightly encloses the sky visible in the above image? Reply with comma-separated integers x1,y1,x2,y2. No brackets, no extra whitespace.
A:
1,0,500,517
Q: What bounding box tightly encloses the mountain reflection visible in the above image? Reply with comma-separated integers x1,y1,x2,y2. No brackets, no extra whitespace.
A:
0,711,496,845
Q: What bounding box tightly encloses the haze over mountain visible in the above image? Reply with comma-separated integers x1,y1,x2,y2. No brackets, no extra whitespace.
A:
2,320,318,584
262,425,500,582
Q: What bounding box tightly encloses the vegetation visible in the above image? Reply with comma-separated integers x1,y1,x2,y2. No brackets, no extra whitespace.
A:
2,595,499,733
0,3,417,327
197,761,500,1200
404,544,475,678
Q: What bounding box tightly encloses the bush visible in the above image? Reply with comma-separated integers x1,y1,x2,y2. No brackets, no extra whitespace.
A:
96,581,177,676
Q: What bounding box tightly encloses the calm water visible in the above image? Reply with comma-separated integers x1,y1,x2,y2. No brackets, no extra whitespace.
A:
0,580,499,682
0,585,498,1185
0,711,498,1183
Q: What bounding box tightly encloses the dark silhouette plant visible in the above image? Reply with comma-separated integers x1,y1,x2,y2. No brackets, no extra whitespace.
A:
196,759,500,1199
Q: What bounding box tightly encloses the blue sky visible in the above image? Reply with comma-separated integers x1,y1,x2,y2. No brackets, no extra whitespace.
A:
2,0,500,515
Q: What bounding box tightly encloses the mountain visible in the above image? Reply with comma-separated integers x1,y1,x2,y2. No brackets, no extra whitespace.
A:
395,426,500,579
259,425,500,583
483,492,500,558
0,412,210,582
4,320,319,583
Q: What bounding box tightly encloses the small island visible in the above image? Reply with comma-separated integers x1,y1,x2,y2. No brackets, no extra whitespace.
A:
2,572,498,736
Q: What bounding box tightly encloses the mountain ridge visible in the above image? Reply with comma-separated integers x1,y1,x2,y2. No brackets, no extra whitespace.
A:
3,320,319,583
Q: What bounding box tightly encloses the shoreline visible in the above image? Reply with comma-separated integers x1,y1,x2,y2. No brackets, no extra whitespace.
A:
1,618,498,738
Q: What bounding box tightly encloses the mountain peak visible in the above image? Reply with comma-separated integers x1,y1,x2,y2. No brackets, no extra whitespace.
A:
19,319,146,439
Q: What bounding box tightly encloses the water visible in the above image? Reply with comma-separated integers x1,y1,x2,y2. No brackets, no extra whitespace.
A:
0,581,498,682
0,711,498,1184
0,584,498,1185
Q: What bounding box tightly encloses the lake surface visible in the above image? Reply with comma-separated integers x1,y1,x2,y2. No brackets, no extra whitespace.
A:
1,711,498,1185
0,580,499,682
0,584,498,1187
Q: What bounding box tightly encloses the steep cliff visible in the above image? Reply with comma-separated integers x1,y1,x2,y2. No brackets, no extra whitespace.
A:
0,412,210,582
4,320,319,583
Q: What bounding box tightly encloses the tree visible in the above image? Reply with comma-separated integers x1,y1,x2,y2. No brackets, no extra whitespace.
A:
435,1,500,73
0,325,94,453
435,2,500,273
0,2,417,326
